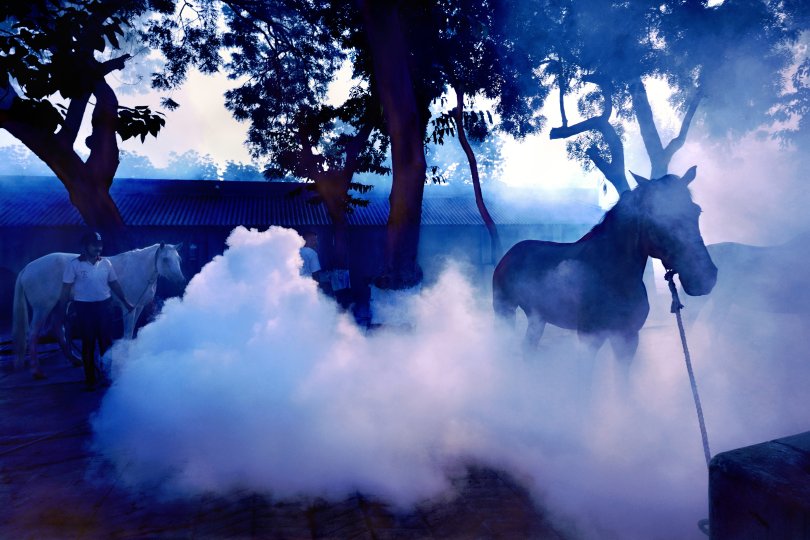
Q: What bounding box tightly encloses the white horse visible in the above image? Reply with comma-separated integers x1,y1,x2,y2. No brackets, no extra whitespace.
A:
13,243,185,374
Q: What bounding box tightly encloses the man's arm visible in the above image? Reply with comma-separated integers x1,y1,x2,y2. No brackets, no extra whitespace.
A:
312,269,328,283
109,280,135,312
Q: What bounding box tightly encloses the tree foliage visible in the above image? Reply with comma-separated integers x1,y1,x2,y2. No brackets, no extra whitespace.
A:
1,0,169,145
0,0,174,239
498,0,804,190
222,160,263,181
147,2,387,208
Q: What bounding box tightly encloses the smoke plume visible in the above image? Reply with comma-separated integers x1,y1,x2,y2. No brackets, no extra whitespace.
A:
93,225,809,540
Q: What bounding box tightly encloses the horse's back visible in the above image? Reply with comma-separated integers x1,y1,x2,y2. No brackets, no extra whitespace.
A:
495,240,573,276
493,240,586,325
19,253,77,308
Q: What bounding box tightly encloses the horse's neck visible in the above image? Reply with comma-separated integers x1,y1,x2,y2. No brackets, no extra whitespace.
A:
115,245,158,285
139,246,159,279
585,205,649,282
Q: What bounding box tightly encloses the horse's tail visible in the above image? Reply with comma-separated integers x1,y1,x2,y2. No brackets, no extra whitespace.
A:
12,270,29,369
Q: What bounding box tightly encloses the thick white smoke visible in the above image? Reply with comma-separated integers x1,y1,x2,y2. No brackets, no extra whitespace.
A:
92,225,810,540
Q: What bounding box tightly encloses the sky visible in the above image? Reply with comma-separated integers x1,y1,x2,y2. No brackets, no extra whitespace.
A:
1,61,604,187
104,60,601,188
1,50,805,245
111,68,810,245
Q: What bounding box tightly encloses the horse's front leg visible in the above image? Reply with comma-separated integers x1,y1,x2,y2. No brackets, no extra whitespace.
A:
578,332,605,358
609,331,640,378
57,312,82,367
122,307,140,340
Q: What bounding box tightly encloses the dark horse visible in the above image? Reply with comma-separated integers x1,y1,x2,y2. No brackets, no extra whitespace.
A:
492,166,717,362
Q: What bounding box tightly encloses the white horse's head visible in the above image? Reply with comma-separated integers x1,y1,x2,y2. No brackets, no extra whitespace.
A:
156,243,186,284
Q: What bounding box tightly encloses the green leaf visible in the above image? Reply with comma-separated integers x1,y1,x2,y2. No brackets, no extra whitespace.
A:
160,97,180,110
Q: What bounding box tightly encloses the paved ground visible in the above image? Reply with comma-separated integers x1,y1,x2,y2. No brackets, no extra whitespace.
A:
0,339,569,539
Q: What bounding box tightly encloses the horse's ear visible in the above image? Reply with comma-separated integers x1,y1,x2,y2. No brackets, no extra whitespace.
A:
682,165,697,185
159,242,165,249
174,242,183,251
629,171,649,185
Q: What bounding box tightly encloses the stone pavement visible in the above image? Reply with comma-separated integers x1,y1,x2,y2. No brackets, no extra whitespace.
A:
0,341,569,539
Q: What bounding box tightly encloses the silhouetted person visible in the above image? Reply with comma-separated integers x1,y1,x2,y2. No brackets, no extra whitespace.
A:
58,231,133,390
299,230,324,282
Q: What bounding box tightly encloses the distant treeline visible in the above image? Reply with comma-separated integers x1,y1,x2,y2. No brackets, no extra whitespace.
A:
0,145,263,181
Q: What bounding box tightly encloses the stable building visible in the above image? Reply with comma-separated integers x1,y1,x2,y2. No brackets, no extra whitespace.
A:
0,176,602,323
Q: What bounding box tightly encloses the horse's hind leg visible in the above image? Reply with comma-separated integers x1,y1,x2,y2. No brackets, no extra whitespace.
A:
523,312,546,352
27,310,48,378
493,286,516,326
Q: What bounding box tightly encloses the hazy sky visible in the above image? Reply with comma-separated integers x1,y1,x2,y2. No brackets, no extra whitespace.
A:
1,61,805,245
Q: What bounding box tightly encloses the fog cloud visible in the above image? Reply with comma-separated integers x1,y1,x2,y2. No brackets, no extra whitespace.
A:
93,226,810,540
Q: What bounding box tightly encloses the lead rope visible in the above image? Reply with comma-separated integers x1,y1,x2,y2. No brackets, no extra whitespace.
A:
664,269,711,536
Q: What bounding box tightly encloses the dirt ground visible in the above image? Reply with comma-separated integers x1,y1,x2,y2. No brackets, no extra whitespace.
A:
0,339,568,539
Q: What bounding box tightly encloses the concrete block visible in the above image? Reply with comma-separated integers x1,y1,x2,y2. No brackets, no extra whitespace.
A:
709,430,810,539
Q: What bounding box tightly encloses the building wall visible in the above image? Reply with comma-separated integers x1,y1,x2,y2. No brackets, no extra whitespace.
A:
1,221,596,329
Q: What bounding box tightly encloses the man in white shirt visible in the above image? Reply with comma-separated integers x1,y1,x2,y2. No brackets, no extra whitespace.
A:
57,232,133,390
299,230,323,281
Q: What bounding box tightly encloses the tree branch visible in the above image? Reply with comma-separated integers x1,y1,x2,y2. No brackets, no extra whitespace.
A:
550,74,613,139
632,77,703,178
56,92,91,145
344,120,374,173
630,78,665,176
451,86,501,260
549,115,604,139
292,123,323,179
557,60,568,128
1,82,87,198
586,145,611,178
98,54,131,76
85,79,120,185
662,89,703,161
2,110,85,189
223,1,276,46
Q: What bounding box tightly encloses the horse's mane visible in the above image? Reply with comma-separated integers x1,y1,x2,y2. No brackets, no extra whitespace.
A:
126,244,161,255
109,244,161,261
577,185,642,243
576,176,689,244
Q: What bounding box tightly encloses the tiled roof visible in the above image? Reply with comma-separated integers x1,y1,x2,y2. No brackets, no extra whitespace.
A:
0,176,601,228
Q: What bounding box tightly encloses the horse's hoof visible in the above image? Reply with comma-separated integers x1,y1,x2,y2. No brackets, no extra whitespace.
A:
32,371,47,380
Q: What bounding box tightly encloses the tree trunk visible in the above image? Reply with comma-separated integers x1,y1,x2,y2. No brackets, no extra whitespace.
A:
585,121,628,194
297,114,374,270
357,0,426,289
451,88,502,262
1,79,128,250
314,170,353,269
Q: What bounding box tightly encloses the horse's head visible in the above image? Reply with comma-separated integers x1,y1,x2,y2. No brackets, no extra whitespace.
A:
156,243,186,284
632,166,717,296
